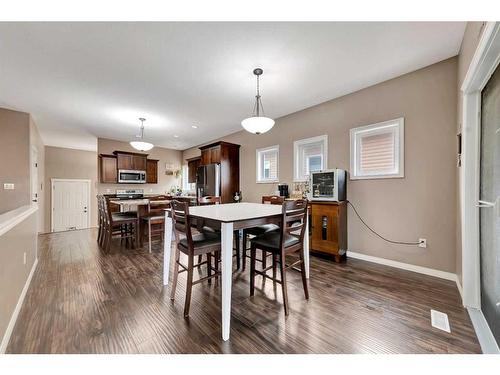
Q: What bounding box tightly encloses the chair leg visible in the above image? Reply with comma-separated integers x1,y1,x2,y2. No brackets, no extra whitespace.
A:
148,219,152,253
134,222,139,249
250,245,256,296
262,249,267,272
184,255,194,318
214,251,219,285
105,227,111,252
207,253,212,284
235,230,241,270
170,247,181,300
299,250,309,300
272,254,277,282
279,252,289,316
242,231,248,271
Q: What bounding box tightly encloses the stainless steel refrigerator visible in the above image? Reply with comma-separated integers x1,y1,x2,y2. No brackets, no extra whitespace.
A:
196,163,220,199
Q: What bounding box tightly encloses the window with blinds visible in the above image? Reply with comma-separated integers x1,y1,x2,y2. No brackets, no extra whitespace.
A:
256,145,279,183
294,135,328,181
350,118,404,179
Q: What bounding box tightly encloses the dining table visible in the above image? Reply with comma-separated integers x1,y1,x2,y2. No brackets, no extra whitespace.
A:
163,202,310,341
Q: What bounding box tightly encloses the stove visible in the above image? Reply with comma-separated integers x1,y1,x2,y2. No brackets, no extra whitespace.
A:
115,189,144,200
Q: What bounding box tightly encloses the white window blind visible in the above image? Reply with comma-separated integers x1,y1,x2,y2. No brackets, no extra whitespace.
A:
350,118,404,179
256,146,279,183
294,135,328,181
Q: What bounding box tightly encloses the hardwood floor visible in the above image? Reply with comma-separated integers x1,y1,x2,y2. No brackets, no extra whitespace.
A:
7,228,480,354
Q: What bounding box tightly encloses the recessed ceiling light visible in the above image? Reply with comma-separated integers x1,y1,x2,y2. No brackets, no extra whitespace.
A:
173,135,179,138
191,125,198,129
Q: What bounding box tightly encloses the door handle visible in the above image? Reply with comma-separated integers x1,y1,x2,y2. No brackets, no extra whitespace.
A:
476,200,495,208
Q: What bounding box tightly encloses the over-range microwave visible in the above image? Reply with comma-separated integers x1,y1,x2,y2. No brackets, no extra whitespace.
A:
308,169,347,201
118,169,146,184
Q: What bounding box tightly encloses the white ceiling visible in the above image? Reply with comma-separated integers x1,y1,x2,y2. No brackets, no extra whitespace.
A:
0,22,466,151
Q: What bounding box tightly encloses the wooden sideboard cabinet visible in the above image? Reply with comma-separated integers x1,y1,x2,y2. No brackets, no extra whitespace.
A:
309,201,348,263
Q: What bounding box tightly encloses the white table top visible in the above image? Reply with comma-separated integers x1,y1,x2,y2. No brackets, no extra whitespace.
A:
187,202,282,222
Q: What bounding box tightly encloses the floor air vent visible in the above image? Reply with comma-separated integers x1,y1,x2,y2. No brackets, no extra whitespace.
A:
430,309,451,333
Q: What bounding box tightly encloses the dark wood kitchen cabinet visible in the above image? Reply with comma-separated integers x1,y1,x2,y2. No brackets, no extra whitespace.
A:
99,154,118,183
199,141,240,204
113,151,148,171
310,201,347,263
146,159,159,184
186,156,201,183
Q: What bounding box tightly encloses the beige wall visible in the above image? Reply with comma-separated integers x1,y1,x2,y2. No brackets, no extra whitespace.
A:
456,22,485,284
29,117,45,233
98,138,182,195
184,57,459,273
0,210,37,348
44,146,98,233
0,108,30,214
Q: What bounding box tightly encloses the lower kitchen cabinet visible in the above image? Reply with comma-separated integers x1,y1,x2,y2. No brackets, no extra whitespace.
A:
310,201,347,263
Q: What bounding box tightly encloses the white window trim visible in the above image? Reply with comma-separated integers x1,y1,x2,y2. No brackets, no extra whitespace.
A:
293,135,328,182
256,145,279,184
349,117,405,180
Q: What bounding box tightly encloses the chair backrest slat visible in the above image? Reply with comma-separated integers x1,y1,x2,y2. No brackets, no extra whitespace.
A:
262,195,284,205
171,200,194,253
198,196,221,205
280,199,308,247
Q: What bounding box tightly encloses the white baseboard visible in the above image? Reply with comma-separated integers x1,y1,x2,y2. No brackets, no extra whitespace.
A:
347,251,456,281
467,307,500,354
0,257,38,353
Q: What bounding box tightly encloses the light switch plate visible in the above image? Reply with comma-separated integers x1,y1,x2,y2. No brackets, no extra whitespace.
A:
3,183,15,190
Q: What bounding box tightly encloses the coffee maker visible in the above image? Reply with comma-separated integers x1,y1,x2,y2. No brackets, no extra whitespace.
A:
277,183,289,198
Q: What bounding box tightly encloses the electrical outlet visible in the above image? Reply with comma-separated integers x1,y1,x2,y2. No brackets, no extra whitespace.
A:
23,252,27,265
3,183,15,190
419,238,427,248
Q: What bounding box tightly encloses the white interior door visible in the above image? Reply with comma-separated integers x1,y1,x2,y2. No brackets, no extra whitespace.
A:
31,146,38,204
52,179,90,232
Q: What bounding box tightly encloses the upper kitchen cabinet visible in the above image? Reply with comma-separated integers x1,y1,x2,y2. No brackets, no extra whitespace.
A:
113,151,148,171
186,156,201,183
99,154,118,183
146,159,159,184
200,144,222,165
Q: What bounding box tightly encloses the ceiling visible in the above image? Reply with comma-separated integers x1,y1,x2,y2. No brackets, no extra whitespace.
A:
0,22,466,151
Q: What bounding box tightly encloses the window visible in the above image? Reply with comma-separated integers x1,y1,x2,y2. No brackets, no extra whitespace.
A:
182,165,195,191
256,145,279,183
293,135,328,181
350,117,404,179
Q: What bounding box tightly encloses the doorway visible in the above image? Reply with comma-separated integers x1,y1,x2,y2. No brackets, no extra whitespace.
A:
461,22,500,353
51,179,91,232
479,63,500,346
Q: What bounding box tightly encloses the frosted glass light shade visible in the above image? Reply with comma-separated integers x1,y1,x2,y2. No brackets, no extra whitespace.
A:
130,141,154,151
241,116,275,135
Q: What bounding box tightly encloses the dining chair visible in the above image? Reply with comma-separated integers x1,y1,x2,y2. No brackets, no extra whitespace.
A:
196,196,241,270
141,197,170,253
101,196,140,252
169,200,222,317
242,195,284,272
249,199,309,316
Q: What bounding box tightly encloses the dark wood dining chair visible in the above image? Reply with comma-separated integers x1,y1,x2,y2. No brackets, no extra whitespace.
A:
242,195,284,271
142,197,171,253
250,199,309,316
169,200,222,317
196,195,241,270
100,195,139,252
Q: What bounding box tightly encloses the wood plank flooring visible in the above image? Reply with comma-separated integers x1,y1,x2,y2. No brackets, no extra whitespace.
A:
6,228,481,353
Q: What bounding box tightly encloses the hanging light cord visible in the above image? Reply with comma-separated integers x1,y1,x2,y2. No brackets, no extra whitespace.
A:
347,200,421,246
252,73,266,117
